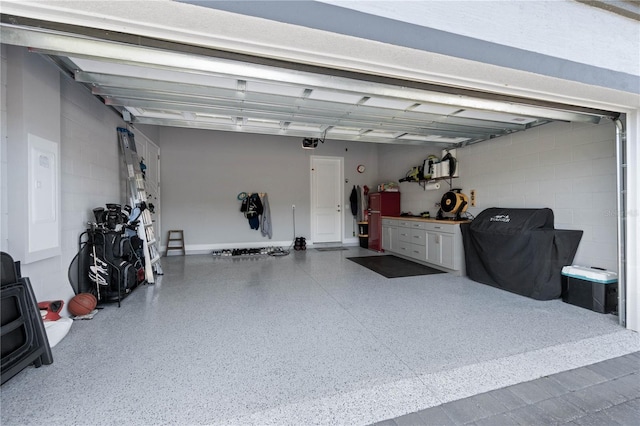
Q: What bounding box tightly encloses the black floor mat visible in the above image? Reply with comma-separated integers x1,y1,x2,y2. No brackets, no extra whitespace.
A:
347,255,446,278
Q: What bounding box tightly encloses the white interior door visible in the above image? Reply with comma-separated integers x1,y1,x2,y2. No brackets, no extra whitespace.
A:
310,156,343,243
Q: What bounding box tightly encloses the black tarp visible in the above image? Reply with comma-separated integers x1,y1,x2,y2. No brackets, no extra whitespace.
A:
461,208,583,300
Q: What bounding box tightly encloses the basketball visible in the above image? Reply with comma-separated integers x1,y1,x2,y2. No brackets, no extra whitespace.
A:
68,293,97,316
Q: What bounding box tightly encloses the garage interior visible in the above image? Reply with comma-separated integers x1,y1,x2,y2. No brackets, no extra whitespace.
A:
1,1,639,425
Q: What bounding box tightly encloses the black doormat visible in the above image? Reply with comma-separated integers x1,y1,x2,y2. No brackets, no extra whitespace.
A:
347,255,446,278
315,247,349,252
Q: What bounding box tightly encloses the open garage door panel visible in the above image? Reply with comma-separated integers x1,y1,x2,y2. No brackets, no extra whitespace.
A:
0,16,619,149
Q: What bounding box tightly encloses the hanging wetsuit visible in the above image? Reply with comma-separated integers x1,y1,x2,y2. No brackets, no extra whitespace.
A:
356,185,362,222
241,193,263,230
248,193,263,230
350,185,358,217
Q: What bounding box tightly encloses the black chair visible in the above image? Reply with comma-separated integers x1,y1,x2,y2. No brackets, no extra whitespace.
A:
1,252,53,385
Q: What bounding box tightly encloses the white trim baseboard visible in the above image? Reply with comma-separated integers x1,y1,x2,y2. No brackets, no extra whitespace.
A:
162,238,362,255
162,240,293,256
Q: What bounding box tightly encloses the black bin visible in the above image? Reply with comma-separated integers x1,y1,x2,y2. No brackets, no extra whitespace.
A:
561,266,618,314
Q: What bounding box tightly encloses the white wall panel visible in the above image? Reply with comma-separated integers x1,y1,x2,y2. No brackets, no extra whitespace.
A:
157,128,378,249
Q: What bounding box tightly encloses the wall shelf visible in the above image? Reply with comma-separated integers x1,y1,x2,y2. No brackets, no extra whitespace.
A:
416,176,457,190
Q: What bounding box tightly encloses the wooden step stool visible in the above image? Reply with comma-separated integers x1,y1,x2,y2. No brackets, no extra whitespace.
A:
165,230,186,256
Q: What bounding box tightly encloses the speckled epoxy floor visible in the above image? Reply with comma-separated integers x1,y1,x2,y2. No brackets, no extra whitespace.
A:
1,248,638,425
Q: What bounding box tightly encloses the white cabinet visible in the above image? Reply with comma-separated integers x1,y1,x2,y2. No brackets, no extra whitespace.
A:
381,219,397,252
427,231,440,264
395,220,428,261
398,231,427,261
440,233,455,269
382,217,466,275
427,230,455,268
424,222,462,271
381,226,391,251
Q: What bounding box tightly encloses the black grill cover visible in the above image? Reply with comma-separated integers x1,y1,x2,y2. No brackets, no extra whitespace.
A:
461,208,583,300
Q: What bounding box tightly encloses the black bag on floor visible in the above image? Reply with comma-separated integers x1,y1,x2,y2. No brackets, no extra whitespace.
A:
129,235,144,266
105,260,138,298
101,232,133,261
112,234,132,260
91,231,119,263
92,230,139,263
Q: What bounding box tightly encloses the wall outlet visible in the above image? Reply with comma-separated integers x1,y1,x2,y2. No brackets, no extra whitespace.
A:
470,190,476,207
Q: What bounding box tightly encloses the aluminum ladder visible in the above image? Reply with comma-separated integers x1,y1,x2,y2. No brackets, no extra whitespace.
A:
117,127,163,283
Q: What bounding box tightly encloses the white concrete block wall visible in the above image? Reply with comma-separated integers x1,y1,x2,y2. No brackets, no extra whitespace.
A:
1,45,8,253
3,46,124,306
376,144,444,216
59,76,122,256
28,75,125,304
377,120,617,272
458,120,618,272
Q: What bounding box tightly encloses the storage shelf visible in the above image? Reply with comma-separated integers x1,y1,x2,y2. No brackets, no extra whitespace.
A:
415,176,457,190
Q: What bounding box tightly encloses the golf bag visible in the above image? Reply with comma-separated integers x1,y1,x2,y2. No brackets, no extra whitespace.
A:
85,229,144,302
